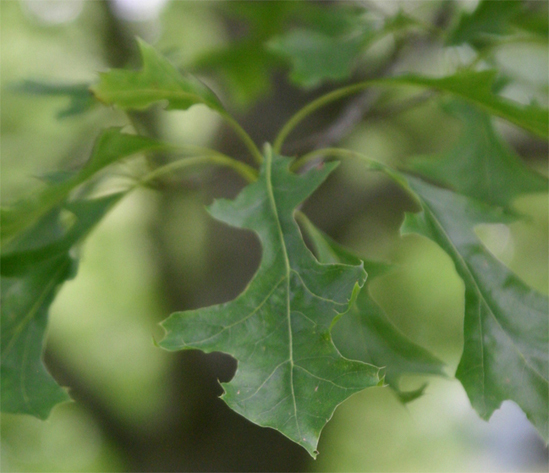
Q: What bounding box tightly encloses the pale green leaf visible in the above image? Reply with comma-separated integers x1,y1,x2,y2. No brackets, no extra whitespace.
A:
411,101,548,208
91,39,224,113
159,150,381,457
401,175,548,441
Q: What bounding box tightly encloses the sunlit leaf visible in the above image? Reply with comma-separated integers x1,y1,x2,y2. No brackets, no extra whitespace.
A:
301,218,446,403
159,150,381,457
411,101,548,208
91,39,224,113
400,175,548,441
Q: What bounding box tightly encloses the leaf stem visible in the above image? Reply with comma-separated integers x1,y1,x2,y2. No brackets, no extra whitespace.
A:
139,153,258,186
220,112,264,164
274,81,384,154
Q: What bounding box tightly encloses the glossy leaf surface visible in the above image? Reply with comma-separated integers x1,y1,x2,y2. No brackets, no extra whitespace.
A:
411,102,548,208
302,219,446,403
160,150,381,457
91,39,224,113
401,176,549,441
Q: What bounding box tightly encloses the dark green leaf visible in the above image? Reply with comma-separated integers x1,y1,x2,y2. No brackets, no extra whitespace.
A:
15,80,96,118
447,0,523,48
1,193,123,419
1,128,164,247
1,255,73,419
159,150,381,457
91,39,224,113
193,41,278,108
411,101,548,208
391,70,548,137
301,218,446,404
2,194,124,276
401,175,548,441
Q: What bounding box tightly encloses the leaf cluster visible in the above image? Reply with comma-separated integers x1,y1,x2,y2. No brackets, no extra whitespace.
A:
2,0,547,458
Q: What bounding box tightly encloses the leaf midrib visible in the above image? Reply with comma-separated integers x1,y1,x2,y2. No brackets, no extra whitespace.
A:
264,149,301,440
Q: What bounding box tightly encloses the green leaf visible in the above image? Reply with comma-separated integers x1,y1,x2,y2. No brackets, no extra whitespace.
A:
0,127,163,419
1,193,123,419
15,80,96,118
266,2,374,88
1,255,73,419
447,0,523,48
301,218,446,403
91,39,224,113
400,176,548,441
391,70,548,138
159,150,381,457
268,29,366,88
1,128,164,247
193,41,278,108
411,101,548,208
511,4,549,39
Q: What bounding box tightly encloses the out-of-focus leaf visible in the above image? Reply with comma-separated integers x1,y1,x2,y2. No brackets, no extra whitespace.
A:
400,175,548,441
1,193,124,419
191,1,290,107
91,39,224,113
1,128,164,247
447,0,523,48
297,2,369,37
411,101,548,208
15,80,96,118
268,29,367,88
2,194,124,276
217,1,297,36
511,4,549,39
301,218,446,403
193,41,278,108
160,150,380,457
266,2,375,88
390,70,548,137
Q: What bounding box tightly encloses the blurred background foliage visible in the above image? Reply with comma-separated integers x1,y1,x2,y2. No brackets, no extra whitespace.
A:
1,0,547,471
